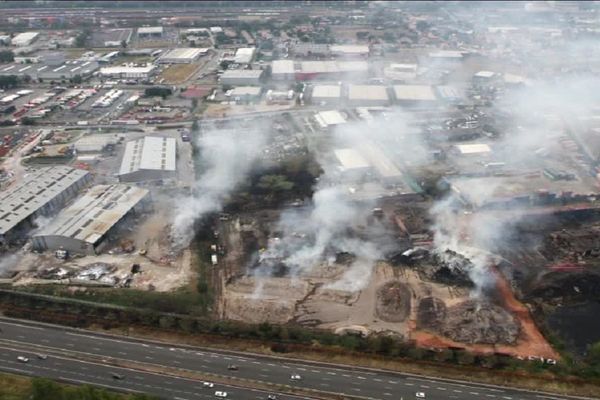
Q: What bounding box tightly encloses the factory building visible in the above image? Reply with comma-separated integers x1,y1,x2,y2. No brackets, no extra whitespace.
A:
347,84,390,106
384,63,418,82
118,136,177,182
220,69,263,86
314,110,347,130
296,61,368,81
330,44,369,58
271,60,295,81
311,85,341,105
228,86,262,103
158,48,208,64
99,65,156,79
334,148,373,181
31,184,150,255
11,32,39,47
0,166,91,245
393,85,438,106
234,47,256,64
137,26,163,39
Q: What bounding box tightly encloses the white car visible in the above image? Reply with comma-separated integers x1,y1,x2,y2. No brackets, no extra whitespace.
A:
215,391,228,398
290,374,302,381
17,356,29,363
416,392,426,398
203,382,214,388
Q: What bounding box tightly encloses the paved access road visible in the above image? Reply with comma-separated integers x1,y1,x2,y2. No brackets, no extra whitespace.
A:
0,317,594,400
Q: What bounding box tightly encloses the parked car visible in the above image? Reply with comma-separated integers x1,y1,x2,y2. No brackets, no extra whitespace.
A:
17,356,28,363
215,391,228,398
203,382,214,388
416,392,426,398
290,374,302,381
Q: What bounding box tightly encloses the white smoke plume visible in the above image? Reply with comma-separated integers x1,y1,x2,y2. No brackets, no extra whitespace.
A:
171,127,268,249
252,110,429,292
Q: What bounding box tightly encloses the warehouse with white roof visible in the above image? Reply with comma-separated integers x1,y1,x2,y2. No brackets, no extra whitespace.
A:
118,136,177,182
0,166,90,245
271,60,295,81
11,32,39,47
99,65,156,79
393,85,438,106
31,184,150,255
347,84,390,106
234,48,256,64
158,48,208,64
220,69,264,86
311,85,341,105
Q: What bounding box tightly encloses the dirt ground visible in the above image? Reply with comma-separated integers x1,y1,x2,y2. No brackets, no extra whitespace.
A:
160,63,202,84
203,103,295,118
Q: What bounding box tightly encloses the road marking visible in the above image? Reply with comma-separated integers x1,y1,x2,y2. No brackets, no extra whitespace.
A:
405,383,414,386
470,392,479,395
374,378,382,382
421,385,430,388
388,380,398,384
454,390,463,393
437,387,446,391
357,376,366,380
384,393,392,396
486,395,496,398
327,371,336,375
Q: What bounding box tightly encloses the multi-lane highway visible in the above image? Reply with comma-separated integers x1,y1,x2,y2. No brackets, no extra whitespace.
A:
0,317,594,400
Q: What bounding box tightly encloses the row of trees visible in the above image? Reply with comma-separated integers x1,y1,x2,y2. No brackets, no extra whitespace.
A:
0,50,14,63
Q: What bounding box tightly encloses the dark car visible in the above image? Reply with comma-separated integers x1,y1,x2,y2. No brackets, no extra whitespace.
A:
111,373,125,380
227,365,239,371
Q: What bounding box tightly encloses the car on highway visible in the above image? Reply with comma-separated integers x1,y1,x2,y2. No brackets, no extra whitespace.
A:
215,391,228,398
111,373,125,380
290,374,302,381
416,392,426,398
17,356,28,363
203,382,214,388
227,364,238,371
37,354,47,360
267,395,277,400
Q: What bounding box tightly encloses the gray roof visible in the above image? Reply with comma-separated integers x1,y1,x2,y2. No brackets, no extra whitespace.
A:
119,136,177,176
34,184,149,245
0,166,89,235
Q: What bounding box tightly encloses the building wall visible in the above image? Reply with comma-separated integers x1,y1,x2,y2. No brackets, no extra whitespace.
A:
118,169,175,183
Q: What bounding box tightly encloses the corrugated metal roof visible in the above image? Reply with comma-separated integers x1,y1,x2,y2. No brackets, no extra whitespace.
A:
119,136,176,176
34,184,149,244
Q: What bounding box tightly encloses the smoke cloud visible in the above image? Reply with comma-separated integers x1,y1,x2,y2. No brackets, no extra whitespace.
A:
171,126,268,248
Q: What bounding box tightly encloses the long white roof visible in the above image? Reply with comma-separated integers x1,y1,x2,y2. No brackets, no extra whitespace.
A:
119,136,176,176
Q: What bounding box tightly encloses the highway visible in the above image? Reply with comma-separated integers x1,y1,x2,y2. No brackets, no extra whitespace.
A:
0,317,594,400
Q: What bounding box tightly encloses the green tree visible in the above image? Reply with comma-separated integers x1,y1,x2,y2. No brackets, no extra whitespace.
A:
257,174,294,193
191,119,199,132
0,50,14,63
22,74,31,84
121,39,128,49
72,74,82,84
0,75,18,89
31,378,62,400
191,98,198,110
587,341,600,366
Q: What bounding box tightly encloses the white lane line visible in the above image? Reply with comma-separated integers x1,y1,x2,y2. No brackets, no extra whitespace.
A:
374,378,383,382
486,395,497,398
421,385,430,388
357,376,366,380
384,393,392,397
0,322,44,330
388,380,398,384
342,374,351,377
470,392,479,395
405,383,414,386
454,390,463,393
437,387,446,391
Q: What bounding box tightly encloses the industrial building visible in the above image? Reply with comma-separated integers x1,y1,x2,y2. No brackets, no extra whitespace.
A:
99,65,156,79
0,59,99,80
384,63,418,82
137,26,163,39
271,60,295,81
314,110,347,129
220,69,263,86
11,32,39,47
330,44,369,58
452,143,493,156
0,166,91,245
90,28,133,47
347,84,390,106
228,86,262,103
296,61,368,81
334,148,372,181
311,85,341,105
234,47,256,64
393,85,438,106
158,48,208,64
118,136,177,182
31,184,150,255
